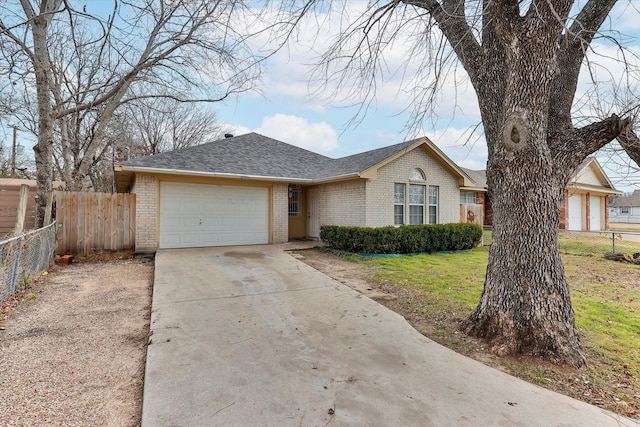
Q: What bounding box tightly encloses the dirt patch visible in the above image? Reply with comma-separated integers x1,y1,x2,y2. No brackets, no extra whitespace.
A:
291,247,640,420
0,255,153,427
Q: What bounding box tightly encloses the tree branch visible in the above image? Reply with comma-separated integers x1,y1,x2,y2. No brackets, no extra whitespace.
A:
402,0,482,82
617,126,640,168
556,114,631,170
550,0,619,126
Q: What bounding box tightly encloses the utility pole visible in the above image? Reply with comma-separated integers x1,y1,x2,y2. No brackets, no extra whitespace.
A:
11,126,17,178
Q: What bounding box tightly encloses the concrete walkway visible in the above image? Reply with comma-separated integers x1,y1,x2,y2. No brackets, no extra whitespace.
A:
142,245,639,427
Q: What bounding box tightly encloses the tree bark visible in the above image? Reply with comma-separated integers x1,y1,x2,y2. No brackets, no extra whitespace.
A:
458,2,588,367
30,9,57,227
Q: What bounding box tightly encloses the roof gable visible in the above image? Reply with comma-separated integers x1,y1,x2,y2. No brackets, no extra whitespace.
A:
568,157,619,194
349,137,475,186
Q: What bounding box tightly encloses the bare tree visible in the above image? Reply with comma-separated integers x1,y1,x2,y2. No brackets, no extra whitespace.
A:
285,1,640,366
120,97,227,156
65,97,227,192
0,0,266,225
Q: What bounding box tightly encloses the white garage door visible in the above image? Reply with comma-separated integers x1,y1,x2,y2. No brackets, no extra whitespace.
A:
568,193,583,231
159,182,269,249
589,195,601,231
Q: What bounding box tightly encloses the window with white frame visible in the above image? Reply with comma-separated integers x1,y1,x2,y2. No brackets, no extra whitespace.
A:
288,185,301,216
428,186,439,224
460,191,476,204
394,183,405,225
621,206,630,214
409,184,425,224
410,168,425,181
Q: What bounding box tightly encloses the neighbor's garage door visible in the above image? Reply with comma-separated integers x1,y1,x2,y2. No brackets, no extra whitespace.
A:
568,193,583,231
159,182,269,249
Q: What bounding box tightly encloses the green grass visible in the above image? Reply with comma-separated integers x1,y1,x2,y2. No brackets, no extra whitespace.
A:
484,228,640,256
371,247,487,313
362,244,640,381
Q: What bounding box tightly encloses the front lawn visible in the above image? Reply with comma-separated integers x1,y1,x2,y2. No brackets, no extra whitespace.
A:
360,242,640,419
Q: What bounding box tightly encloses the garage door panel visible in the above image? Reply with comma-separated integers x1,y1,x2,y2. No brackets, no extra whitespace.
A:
568,194,582,231
159,182,269,249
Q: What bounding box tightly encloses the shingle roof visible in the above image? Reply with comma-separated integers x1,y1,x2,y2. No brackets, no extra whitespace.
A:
119,133,333,179
314,138,422,179
118,133,424,180
610,189,640,207
459,167,487,189
460,157,619,194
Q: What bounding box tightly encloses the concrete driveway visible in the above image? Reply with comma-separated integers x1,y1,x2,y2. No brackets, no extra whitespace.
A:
142,245,638,427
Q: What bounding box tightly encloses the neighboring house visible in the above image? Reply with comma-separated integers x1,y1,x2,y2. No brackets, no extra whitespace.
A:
462,157,621,231
113,133,484,252
609,190,640,224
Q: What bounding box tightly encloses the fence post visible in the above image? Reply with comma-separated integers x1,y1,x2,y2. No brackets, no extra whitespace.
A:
13,184,29,235
9,237,23,294
612,232,616,253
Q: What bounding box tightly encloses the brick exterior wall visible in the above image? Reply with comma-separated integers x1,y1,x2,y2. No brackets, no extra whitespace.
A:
131,174,159,253
315,180,366,227
365,147,461,226
272,184,288,243
604,195,610,230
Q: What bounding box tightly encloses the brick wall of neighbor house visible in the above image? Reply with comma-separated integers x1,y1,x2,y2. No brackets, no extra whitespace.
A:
272,184,288,243
604,195,610,229
131,174,159,253
317,180,366,227
365,147,461,227
559,190,569,229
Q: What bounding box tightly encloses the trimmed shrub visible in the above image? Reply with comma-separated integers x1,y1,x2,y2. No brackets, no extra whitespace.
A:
319,223,482,254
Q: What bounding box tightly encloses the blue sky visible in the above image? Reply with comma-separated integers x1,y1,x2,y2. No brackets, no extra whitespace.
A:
217,2,640,193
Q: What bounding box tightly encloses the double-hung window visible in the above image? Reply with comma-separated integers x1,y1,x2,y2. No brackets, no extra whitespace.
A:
428,186,439,224
409,184,425,224
394,183,405,225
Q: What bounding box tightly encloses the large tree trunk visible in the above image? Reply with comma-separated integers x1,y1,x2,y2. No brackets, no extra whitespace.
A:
31,13,55,227
461,166,585,366
459,3,587,367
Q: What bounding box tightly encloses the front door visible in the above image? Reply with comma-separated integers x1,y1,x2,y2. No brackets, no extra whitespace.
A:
307,187,320,238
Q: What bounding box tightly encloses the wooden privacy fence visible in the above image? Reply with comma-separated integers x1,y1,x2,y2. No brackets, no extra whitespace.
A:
460,203,484,226
54,191,135,255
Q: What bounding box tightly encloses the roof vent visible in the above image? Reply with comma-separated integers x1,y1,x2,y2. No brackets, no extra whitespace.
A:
224,133,234,138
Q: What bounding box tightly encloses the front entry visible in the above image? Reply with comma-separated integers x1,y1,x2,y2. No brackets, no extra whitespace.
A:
307,187,320,238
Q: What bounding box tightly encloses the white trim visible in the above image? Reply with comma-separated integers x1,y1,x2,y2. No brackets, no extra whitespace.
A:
117,165,314,183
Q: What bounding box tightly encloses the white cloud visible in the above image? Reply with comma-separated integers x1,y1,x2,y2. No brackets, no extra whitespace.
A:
374,129,402,142
227,124,252,136
243,3,482,128
255,114,339,154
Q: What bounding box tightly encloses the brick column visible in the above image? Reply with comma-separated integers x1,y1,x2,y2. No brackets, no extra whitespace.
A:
559,190,569,230
272,184,288,244
132,174,159,253
604,195,610,230
585,193,591,231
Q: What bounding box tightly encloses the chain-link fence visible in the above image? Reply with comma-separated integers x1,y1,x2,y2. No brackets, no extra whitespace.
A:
0,221,59,304
483,229,640,256
559,230,640,256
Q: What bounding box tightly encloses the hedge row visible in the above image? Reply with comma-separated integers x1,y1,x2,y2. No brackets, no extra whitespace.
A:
319,223,483,254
